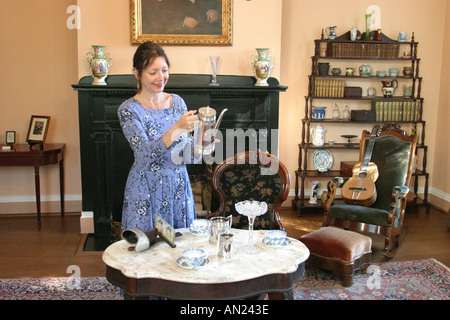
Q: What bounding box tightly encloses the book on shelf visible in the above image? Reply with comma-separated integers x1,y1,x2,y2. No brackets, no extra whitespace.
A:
371,100,420,121
327,42,400,59
314,79,345,97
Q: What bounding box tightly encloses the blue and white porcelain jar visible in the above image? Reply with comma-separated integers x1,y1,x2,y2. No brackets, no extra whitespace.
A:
312,106,326,120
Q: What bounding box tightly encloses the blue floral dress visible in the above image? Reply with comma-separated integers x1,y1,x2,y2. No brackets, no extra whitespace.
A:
117,94,196,232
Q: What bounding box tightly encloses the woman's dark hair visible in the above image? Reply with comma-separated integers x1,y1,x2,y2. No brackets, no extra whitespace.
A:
133,42,170,90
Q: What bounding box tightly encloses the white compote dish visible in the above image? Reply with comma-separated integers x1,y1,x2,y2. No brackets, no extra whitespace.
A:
235,200,268,254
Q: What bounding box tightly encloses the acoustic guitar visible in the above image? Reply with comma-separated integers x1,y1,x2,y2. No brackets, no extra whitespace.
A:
341,125,381,206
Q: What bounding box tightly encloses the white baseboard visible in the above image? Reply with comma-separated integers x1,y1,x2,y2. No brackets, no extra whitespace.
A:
0,194,82,215
429,187,450,202
0,194,82,203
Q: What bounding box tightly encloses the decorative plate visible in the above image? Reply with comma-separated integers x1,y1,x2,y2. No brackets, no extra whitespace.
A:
312,149,333,172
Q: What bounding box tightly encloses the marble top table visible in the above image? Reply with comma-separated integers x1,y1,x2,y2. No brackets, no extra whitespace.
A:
103,228,310,300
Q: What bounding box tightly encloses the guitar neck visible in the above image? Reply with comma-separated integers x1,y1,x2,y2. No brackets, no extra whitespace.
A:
360,128,379,171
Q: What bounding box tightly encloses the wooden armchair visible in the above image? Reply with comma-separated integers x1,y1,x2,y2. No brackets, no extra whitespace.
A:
207,151,290,230
323,125,417,258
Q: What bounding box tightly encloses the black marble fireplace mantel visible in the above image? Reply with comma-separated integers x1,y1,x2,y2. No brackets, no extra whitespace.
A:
73,74,287,237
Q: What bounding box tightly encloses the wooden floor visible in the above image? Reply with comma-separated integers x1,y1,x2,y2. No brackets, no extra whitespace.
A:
0,205,448,279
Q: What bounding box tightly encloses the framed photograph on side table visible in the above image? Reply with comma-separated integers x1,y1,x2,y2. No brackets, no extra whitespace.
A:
6,131,15,145
2,131,16,151
26,115,50,150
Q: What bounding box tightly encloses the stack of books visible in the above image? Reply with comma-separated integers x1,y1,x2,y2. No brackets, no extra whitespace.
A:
371,101,420,121
314,79,345,97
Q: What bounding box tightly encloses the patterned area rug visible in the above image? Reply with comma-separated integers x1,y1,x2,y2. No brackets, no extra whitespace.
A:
295,258,450,300
0,277,123,300
0,259,448,300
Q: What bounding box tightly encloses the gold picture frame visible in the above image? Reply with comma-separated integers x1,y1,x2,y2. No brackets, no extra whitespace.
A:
130,0,232,46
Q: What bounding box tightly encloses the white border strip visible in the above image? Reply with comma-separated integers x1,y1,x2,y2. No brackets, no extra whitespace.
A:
0,194,82,203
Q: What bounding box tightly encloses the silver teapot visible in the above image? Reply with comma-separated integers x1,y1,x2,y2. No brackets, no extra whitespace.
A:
194,106,228,155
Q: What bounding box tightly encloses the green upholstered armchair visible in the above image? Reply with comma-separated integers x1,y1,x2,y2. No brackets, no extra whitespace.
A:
207,151,290,230
323,125,417,258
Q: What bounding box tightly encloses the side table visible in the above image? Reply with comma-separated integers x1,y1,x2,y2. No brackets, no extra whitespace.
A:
103,228,310,300
0,143,65,228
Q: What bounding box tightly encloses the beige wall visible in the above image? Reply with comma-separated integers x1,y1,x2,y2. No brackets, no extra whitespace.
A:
0,0,81,214
0,0,448,215
432,1,450,211
77,0,282,78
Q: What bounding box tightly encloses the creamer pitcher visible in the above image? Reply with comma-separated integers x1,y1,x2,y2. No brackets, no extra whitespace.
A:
209,216,232,244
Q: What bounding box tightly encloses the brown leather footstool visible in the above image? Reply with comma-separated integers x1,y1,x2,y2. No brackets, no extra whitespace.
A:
300,227,372,287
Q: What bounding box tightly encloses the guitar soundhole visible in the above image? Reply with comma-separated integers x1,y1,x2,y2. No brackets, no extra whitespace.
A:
357,171,368,179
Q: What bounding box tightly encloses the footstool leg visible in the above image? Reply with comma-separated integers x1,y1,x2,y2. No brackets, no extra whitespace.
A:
341,274,353,287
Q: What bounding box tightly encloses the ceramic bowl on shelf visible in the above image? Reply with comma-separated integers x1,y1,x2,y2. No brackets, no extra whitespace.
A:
359,64,372,77
389,68,399,77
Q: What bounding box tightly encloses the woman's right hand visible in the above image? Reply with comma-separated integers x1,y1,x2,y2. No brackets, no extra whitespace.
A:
162,110,198,149
176,110,198,133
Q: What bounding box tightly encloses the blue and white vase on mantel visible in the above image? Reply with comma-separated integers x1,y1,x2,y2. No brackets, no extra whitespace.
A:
251,48,273,86
86,45,112,85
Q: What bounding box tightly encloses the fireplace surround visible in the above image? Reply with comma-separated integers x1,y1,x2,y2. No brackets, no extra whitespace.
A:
73,74,287,238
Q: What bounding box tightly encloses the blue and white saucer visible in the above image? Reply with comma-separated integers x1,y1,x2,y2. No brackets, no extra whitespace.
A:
176,256,209,269
262,237,292,247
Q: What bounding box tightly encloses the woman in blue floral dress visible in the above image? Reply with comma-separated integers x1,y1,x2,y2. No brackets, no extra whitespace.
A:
118,42,198,232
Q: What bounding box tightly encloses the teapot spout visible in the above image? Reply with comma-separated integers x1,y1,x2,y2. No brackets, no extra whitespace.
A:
214,108,228,132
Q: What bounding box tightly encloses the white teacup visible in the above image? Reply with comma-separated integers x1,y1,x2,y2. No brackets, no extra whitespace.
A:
182,248,207,267
266,230,287,246
189,219,209,235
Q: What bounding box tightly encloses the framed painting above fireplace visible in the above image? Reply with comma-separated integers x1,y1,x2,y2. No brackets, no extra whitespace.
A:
130,0,232,46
